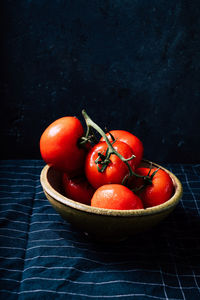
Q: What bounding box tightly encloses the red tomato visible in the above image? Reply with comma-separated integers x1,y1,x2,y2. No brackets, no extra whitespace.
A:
85,141,136,189
62,173,95,205
100,130,143,167
40,117,86,174
133,167,174,208
91,184,143,210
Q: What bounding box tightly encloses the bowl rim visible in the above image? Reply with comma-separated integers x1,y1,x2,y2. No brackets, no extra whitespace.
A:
40,160,183,217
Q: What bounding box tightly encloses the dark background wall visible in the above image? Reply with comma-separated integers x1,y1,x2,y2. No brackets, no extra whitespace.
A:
1,0,200,163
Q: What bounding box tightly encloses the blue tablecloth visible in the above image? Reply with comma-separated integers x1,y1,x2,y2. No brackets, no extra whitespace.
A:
0,160,200,299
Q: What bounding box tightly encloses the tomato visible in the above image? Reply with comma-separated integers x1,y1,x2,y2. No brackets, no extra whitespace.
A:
40,116,86,174
85,141,136,189
91,184,143,210
62,173,95,205
100,130,143,167
132,167,174,208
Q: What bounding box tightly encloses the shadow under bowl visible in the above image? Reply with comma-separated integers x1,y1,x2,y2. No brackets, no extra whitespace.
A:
40,160,183,242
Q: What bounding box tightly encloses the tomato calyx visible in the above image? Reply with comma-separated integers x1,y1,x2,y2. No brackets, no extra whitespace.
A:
95,150,111,173
131,165,161,193
78,129,98,148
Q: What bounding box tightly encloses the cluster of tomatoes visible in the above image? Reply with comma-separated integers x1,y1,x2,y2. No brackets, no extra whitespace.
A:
40,111,174,210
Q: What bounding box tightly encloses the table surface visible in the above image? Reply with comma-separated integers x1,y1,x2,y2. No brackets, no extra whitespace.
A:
0,160,200,300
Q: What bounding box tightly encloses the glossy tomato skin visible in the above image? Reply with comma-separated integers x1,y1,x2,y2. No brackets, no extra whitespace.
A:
85,141,136,189
91,184,143,210
133,167,174,208
40,117,86,174
100,130,143,167
62,173,95,205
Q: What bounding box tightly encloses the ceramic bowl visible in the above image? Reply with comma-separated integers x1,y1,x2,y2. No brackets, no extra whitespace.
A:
40,160,183,242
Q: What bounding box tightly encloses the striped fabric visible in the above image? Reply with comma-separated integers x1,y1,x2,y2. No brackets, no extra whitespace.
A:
0,160,200,299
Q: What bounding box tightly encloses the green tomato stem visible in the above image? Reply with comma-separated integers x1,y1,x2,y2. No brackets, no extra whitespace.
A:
82,109,150,182
82,109,114,150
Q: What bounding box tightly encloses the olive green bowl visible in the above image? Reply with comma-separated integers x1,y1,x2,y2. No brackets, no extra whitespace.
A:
40,160,183,242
